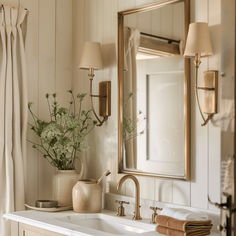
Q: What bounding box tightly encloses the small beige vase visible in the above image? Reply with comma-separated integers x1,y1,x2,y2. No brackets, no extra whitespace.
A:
72,179,102,213
53,170,82,206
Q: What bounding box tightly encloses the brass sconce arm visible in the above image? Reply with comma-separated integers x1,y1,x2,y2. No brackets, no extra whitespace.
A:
194,57,208,126
89,76,108,127
88,68,111,127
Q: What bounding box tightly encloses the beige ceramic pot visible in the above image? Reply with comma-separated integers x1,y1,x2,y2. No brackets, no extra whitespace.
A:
53,170,82,207
72,179,102,213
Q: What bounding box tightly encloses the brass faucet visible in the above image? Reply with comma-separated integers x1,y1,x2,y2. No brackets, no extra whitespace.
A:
117,175,142,220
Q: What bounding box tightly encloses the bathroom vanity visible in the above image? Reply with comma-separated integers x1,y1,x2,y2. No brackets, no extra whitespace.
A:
12,222,64,236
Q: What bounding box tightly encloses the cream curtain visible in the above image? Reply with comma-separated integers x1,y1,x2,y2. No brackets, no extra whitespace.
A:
0,5,28,236
123,27,140,169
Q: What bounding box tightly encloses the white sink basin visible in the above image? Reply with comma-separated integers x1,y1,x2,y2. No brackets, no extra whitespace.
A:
55,213,157,235
4,210,159,236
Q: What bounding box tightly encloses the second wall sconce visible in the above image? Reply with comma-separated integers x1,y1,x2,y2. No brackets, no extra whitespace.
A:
184,22,218,126
80,42,111,126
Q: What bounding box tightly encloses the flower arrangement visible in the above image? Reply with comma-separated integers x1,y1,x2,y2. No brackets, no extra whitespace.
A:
28,90,96,170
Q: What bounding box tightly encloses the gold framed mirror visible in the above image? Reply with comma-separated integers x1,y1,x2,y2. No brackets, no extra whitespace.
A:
118,0,190,180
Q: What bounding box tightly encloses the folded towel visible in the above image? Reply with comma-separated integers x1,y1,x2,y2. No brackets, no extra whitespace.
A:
156,225,211,236
156,215,212,232
160,208,208,221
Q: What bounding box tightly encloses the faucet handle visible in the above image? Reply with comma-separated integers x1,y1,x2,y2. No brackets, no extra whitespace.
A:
150,206,162,224
150,206,162,213
115,200,129,216
115,200,129,205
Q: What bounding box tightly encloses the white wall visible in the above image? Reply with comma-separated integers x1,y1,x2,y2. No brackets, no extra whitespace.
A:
72,0,234,211
1,0,73,205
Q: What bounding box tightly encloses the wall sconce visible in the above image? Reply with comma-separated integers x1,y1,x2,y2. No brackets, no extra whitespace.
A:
184,22,218,126
80,42,111,126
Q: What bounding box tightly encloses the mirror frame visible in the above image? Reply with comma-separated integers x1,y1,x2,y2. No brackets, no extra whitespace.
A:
118,0,191,180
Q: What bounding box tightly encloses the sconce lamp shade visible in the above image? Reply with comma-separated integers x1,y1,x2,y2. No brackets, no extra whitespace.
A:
80,42,103,70
184,22,213,58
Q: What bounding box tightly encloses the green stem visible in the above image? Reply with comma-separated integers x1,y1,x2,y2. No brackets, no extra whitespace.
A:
68,103,72,116
72,149,77,169
78,100,82,118
27,140,58,167
46,97,52,121
71,92,76,117
28,107,38,127
53,96,57,121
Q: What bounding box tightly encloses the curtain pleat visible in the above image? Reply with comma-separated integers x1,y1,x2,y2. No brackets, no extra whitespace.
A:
123,27,139,169
0,5,28,236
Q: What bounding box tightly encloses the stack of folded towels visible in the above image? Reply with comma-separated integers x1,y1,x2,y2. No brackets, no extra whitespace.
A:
156,208,213,236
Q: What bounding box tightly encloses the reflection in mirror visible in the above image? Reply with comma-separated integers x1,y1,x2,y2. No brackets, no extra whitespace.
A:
119,0,190,180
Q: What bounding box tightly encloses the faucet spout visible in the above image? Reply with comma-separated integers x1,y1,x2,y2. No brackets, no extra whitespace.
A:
117,175,142,220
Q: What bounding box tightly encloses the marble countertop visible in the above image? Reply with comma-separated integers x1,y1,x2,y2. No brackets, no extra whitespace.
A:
4,210,160,236
4,209,219,236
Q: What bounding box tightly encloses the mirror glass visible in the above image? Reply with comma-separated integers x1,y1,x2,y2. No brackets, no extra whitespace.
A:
119,0,190,179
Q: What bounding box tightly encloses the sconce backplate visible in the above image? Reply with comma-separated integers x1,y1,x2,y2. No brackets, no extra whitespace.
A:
201,70,218,115
99,81,111,118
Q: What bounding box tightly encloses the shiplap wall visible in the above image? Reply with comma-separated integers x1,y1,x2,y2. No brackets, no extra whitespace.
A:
1,0,73,205
124,2,184,40
26,0,72,204
4,0,232,211
72,0,229,211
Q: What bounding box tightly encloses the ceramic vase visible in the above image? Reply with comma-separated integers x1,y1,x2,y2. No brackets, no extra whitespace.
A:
72,179,102,213
53,170,81,207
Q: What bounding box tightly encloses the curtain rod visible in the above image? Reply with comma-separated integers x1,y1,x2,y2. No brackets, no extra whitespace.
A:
140,32,180,44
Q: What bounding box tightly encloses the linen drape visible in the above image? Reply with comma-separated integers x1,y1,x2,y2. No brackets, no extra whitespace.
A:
123,27,140,169
0,5,28,236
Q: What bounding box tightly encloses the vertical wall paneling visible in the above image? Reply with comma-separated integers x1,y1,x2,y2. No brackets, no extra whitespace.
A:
190,0,209,209
160,5,173,38
173,2,184,39
82,0,97,183
71,0,89,178
137,11,151,34
107,0,125,195
101,0,121,193
17,0,73,203
151,8,161,36
155,179,173,203
38,0,56,200
22,0,39,205
172,1,191,206
118,0,136,12
220,0,235,175
55,0,73,107
173,181,191,206
208,0,221,210
72,0,85,93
